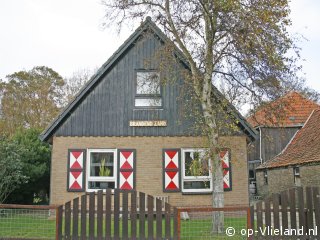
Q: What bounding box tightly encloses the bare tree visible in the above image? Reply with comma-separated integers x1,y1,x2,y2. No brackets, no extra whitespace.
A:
63,68,97,105
101,0,301,232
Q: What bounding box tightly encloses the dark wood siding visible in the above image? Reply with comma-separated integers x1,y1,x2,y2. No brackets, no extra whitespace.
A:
248,127,300,164
56,33,194,137
261,127,300,162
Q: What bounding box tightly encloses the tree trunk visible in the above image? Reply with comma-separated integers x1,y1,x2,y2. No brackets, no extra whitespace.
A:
202,104,225,233
211,147,224,233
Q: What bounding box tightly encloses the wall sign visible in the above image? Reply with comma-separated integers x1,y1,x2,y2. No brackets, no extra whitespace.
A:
129,120,167,127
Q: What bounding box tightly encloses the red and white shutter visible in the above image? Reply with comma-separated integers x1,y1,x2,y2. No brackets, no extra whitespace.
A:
118,149,136,190
67,149,86,192
163,149,180,192
220,149,232,191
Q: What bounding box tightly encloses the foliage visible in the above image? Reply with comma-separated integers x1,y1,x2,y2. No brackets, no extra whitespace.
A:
99,159,111,177
5,128,51,204
0,138,28,203
0,66,65,136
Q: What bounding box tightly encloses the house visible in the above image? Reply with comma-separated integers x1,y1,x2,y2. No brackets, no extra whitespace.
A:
40,17,256,207
256,108,320,197
246,92,319,192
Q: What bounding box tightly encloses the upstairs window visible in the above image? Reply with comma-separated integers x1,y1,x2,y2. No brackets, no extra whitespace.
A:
135,71,162,107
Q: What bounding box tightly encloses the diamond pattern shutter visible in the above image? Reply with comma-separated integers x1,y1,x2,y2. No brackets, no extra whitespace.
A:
67,149,86,192
163,149,181,192
117,149,136,190
220,149,232,191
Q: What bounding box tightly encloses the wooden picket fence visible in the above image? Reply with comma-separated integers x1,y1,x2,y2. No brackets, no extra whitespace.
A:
56,189,178,239
250,186,320,239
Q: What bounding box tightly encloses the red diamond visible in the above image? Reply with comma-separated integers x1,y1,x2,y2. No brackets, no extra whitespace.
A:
70,181,81,190
166,161,177,169
166,171,177,179
166,181,178,190
71,171,81,179
121,181,132,190
121,171,132,179
72,151,82,159
121,151,132,159
71,161,82,169
121,161,132,170
166,151,177,159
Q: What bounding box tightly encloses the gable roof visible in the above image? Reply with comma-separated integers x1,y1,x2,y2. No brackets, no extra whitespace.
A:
257,108,320,170
247,92,319,128
40,17,257,142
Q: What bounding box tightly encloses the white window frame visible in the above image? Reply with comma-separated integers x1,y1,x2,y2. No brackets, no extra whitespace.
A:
135,70,162,108
181,148,212,193
86,149,117,192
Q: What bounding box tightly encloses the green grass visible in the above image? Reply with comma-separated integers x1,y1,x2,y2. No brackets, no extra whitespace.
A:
0,214,56,239
180,217,248,239
0,213,248,239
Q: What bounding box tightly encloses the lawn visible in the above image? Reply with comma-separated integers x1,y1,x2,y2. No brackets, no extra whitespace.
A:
0,212,248,239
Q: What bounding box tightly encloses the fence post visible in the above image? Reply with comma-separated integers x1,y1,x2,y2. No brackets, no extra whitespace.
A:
248,206,254,240
56,205,63,240
174,207,180,240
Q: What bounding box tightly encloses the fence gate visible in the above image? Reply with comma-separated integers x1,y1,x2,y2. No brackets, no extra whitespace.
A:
56,189,178,239
250,186,320,240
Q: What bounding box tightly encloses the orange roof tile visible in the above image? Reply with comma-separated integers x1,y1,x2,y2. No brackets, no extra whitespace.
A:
247,92,319,127
257,108,320,169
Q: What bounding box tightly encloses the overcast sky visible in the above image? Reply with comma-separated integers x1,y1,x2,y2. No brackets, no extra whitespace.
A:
0,0,319,92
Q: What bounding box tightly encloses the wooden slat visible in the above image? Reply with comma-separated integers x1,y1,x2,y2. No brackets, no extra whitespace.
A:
147,195,154,239
131,191,137,239
65,201,71,239
56,205,63,240
249,205,255,240
272,193,280,230
297,187,306,232
173,207,179,240
313,187,320,230
156,198,162,239
289,188,297,231
281,190,288,230
97,190,103,240
306,186,314,230
89,192,95,239
105,189,112,240
80,194,87,240
256,201,263,237
265,197,271,228
122,191,129,240
114,189,120,240
165,203,171,240
72,198,79,239
139,192,146,240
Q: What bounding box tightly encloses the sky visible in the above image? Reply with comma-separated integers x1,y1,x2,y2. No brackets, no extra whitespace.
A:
0,0,319,92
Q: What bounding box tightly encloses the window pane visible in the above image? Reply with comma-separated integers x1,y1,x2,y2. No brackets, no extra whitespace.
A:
184,151,209,177
90,152,114,177
88,181,115,190
135,98,162,107
136,72,160,94
184,181,211,190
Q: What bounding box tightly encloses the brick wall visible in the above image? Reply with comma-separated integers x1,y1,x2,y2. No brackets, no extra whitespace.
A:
50,136,249,207
256,164,320,198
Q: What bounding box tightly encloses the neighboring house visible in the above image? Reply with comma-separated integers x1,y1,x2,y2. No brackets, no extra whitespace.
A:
246,92,319,193
256,108,320,197
40,17,256,207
